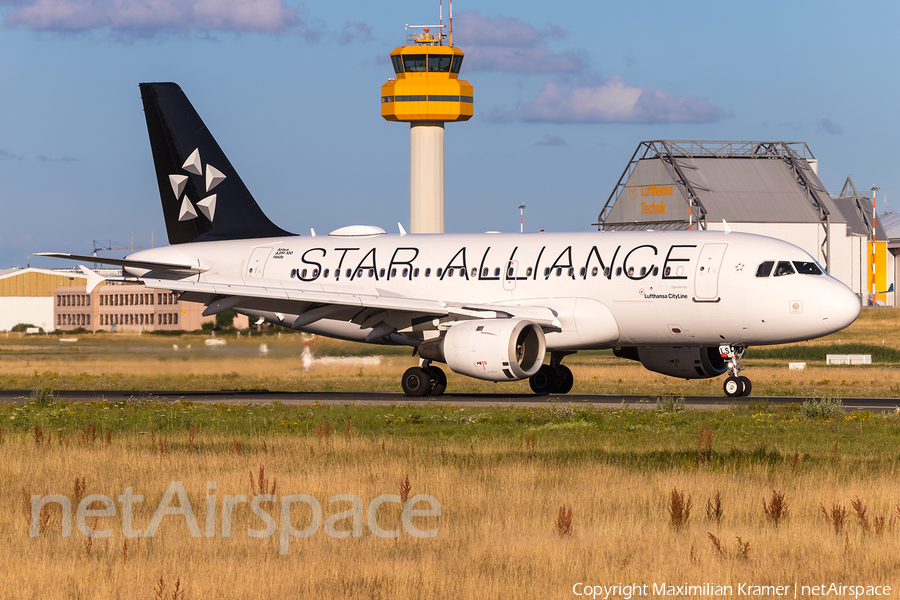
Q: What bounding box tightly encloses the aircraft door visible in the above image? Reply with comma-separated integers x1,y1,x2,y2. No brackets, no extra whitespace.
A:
503,261,518,291
694,243,727,301
247,247,272,279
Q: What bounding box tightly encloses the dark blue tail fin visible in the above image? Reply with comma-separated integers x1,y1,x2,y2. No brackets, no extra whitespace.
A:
140,82,292,245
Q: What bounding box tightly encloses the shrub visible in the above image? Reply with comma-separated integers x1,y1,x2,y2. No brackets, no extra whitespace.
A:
800,397,844,419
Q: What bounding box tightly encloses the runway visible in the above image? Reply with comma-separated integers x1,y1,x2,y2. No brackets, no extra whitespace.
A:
0,390,897,412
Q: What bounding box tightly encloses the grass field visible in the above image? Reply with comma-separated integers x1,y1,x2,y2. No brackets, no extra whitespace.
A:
1,400,899,598
2,310,900,598
1,307,899,398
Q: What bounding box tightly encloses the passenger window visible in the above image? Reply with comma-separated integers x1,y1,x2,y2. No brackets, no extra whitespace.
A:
323,269,329,278
556,268,562,277
414,268,420,277
437,268,443,277
379,268,385,277
482,268,488,277
471,268,477,277
526,267,533,277
653,267,659,276
402,268,409,277
494,268,501,277
448,268,454,277
507,267,514,277
756,261,774,277
640,267,646,277
544,268,551,277
301,269,308,278
368,269,374,278
616,267,622,277
591,267,598,277
425,268,431,277
391,268,397,277
793,261,823,275
773,261,795,277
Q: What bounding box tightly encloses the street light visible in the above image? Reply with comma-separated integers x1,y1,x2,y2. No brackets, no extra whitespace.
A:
518,203,527,233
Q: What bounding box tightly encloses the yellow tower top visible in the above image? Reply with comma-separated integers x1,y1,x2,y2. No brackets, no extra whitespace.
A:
381,28,473,123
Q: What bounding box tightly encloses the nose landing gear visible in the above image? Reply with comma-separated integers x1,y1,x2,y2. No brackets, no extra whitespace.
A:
720,344,752,397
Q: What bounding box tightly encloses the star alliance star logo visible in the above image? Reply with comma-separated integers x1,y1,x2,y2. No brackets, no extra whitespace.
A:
735,263,744,272
168,148,226,222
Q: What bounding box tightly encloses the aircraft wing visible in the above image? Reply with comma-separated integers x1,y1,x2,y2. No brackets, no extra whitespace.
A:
134,275,562,335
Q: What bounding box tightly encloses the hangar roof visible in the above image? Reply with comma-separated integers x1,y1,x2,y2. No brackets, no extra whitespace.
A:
597,141,844,231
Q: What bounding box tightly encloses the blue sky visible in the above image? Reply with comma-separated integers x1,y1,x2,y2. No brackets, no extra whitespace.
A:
1,0,897,268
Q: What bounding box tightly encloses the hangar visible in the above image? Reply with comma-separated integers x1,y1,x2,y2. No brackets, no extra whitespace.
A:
596,141,889,305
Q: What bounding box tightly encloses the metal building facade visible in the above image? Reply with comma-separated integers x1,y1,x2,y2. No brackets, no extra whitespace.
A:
596,141,881,304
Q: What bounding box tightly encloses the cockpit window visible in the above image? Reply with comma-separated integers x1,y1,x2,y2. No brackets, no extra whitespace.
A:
756,261,774,277
793,261,823,275
773,261,795,277
402,55,427,72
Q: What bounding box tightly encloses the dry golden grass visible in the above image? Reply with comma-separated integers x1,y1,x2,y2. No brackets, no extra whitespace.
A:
3,432,899,599
1,307,898,396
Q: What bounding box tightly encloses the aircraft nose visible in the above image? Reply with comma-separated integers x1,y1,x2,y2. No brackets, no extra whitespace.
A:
820,278,860,333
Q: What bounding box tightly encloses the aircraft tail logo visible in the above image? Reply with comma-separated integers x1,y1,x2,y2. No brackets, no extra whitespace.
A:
140,82,292,245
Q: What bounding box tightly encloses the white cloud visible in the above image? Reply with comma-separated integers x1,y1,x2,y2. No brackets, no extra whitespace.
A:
339,20,371,44
520,77,727,124
817,118,844,135
453,11,587,75
3,0,316,38
535,134,567,146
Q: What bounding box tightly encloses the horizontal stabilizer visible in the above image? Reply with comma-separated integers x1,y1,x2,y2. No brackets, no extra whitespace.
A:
36,252,207,274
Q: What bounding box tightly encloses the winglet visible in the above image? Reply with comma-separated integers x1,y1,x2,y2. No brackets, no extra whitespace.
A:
78,265,106,294
398,223,407,237
722,219,732,234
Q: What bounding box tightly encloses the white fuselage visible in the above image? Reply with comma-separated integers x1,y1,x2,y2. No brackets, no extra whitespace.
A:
127,229,860,349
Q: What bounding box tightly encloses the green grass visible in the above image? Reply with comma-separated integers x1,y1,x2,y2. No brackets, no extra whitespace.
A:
3,399,899,472
747,343,900,363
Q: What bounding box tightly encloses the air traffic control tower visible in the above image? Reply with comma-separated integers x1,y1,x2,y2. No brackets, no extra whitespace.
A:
381,18,473,233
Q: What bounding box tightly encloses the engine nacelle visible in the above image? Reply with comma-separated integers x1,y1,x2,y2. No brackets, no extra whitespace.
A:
419,319,546,382
614,346,727,379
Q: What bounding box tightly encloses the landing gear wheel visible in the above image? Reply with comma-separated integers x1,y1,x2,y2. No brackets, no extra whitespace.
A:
402,366,431,397
425,366,447,396
738,376,752,397
724,376,744,398
529,365,558,395
553,365,574,394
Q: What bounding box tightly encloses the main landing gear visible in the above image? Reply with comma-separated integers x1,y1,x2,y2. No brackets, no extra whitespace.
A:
720,344,752,398
529,351,575,395
401,360,447,397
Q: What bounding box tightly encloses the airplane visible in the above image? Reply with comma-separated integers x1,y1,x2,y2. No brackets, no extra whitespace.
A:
40,82,861,398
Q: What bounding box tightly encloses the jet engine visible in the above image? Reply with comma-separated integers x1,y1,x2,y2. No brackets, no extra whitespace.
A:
419,319,546,381
613,346,727,379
